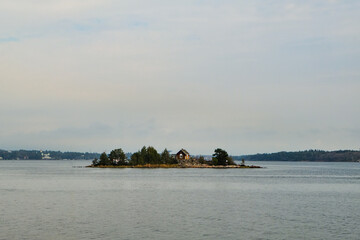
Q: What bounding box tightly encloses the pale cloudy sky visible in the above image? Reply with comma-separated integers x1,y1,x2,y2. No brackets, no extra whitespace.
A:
1,0,359,155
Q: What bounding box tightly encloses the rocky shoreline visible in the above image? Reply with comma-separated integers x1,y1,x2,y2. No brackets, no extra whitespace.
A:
87,164,262,168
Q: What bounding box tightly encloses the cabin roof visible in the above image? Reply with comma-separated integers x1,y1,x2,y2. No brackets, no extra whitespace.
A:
177,148,190,155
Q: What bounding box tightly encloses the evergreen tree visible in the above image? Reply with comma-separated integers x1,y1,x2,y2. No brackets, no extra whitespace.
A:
92,158,99,166
130,152,144,166
227,156,235,165
160,148,173,164
213,148,229,166
98,152,111,166
146,146,160,164
109,148,127,165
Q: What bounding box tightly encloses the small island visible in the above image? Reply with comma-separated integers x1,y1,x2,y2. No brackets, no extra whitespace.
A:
88,147,261,168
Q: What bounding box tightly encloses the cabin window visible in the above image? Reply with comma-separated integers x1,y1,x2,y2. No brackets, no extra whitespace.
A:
180,153,183,158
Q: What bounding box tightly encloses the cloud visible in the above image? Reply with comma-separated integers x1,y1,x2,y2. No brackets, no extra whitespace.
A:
0,0,359,154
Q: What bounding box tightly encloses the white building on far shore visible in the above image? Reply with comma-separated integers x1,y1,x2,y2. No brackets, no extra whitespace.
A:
40,151,52,160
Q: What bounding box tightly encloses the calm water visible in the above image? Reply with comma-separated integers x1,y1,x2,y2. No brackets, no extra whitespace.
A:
0,160,359,240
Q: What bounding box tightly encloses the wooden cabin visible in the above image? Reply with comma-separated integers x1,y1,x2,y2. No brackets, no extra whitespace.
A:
176,149,190,161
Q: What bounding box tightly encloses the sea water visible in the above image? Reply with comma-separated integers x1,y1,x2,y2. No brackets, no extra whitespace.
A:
0,160,359,240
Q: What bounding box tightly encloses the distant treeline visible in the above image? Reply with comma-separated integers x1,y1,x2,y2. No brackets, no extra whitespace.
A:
238,150,360,162
0,149,100,160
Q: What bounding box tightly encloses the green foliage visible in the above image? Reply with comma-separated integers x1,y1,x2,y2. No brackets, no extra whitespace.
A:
211,157,218,166
109,148,127,165
140,146,147,158
129,146,161,165
213,148,229,166
98,152,111,166
129,152,145,165
227,156,235,165
146,146,160,164
92,158,99,166
161,148,176,164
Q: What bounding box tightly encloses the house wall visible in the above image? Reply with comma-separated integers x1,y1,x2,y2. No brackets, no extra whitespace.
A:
176,151,189,160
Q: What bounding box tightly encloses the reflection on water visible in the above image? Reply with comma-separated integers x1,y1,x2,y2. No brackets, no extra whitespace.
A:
0,160,359,240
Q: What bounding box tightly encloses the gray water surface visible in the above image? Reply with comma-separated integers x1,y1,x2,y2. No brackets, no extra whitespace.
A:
1,160,359,240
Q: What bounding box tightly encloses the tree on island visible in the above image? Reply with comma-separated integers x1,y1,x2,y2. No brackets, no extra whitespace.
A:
212,148,235,166
130,152,144,165
98,152,112,166
161,148,176,164
145,146,161,164
129,146,161,165
92,158,99,166
109,148,127,165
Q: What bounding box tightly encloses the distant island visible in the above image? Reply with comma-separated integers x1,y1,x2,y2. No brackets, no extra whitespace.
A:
0,149,100,160
239,150,360,162
89,147,261,168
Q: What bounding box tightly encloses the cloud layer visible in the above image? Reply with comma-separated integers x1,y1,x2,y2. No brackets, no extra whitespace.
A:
1,0,359,154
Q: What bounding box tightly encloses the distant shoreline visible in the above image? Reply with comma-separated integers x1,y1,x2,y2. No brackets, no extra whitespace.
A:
241,150,360,162
2,149,360,162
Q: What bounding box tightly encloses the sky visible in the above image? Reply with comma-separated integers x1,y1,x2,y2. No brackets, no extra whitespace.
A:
0,0,359,155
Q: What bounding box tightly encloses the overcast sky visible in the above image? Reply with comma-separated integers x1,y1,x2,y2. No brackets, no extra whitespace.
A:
1,0,359,155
